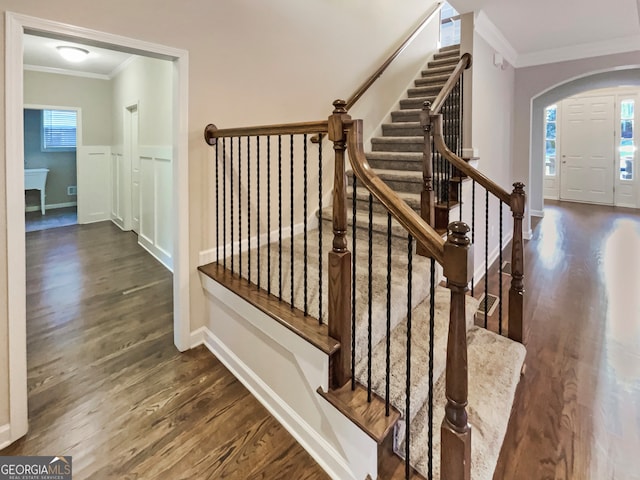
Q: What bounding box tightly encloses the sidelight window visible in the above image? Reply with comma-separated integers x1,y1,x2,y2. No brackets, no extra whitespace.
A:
544,105,557,176
619,99,635,181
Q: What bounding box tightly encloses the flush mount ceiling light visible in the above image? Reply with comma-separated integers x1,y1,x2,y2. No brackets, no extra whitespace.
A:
56,46,90,63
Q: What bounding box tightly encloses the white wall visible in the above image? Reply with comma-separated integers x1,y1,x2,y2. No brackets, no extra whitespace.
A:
111,56,173,268
462,32,516,275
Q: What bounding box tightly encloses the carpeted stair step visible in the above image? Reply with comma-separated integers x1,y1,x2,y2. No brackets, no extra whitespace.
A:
421,64,456,76
397,326,526,480
355,288,479,435
400,97,437,110
371,136,424,153
381,122,423,137
433,49,459,61
365,151,423,171
320,206,416,241
414,74,450,87
347,168,422,194
407,85,446,98
391,110,423,123
427,56,460,69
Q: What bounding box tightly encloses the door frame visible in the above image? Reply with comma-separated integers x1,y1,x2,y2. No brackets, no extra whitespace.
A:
4,12,191,445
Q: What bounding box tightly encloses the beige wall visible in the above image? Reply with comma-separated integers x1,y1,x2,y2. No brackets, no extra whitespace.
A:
0,0,441,433
24,70,112,145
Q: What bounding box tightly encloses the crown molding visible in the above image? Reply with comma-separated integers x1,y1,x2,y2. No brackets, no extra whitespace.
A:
473,10,518,67
516,34,640,68
24,64,111,80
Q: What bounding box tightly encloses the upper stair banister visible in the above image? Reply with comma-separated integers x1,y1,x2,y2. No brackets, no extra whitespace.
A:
345,1,444,112
429,53,472,114
430,112,526,344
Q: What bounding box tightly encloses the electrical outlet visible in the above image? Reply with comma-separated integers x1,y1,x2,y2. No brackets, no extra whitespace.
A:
67,186,77,196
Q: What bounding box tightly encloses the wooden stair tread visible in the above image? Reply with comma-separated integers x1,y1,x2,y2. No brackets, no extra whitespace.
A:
317,383,400,444
198,262,340,355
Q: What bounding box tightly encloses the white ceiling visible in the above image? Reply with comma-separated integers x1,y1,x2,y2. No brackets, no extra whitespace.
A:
451,0,640,66
23,34,135,79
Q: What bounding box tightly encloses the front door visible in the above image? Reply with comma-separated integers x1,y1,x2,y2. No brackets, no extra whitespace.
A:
560,95,615,204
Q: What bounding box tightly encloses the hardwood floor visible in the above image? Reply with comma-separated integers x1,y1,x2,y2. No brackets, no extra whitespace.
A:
1,222,329,480
494,201,640,480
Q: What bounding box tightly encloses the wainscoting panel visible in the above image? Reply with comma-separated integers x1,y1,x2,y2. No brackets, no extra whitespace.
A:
77,146,111,224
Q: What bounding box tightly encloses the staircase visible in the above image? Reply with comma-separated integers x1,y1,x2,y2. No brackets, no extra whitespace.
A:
200,41,528,480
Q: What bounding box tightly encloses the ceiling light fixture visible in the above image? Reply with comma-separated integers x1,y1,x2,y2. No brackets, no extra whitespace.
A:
56,46,90,63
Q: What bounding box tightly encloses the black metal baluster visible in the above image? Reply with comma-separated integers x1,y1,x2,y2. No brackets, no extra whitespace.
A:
367,193,373,402
303,134,308,316
385,212,392,416
267,136,271,295
499,201,504,335
290,134,294,309
223,138,227,269
278,135,283,300
231,137,234,274
318,138,323,325
471,180,475,296
484,188,489,328
351,177,357,390
215,138,219,264
257,136,261,289
405,234,413,480
428,257,435,479
239,137,242,278
247,136,251,284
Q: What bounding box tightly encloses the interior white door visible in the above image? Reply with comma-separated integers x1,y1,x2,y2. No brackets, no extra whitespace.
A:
77,146,111,224
560,95,615,204
129,106,141,233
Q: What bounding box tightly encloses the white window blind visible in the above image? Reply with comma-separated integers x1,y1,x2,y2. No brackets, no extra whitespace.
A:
42,109,77,151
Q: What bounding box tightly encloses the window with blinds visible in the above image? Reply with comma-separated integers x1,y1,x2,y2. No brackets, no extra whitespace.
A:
41,109,77,151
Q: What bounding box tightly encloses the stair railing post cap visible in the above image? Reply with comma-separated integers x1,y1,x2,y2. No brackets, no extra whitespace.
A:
332,99,348,114
447,221,471,246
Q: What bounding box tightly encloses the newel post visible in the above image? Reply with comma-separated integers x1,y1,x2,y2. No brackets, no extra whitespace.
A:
441,221,472,480
509,182,526,343
327,99,353,389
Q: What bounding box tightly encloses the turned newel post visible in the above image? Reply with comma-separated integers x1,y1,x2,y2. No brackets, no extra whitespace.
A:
327,99,353,388
441,221,473,480
420,101,435,228
509,182,526,344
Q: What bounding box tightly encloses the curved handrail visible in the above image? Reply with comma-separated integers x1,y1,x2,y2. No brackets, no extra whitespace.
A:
430,53,472,114
431,114,511,205
345,1,443,111
346,118,446,264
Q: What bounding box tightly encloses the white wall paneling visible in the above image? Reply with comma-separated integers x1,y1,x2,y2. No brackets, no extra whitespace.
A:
77,146,111,224
138,146,173,270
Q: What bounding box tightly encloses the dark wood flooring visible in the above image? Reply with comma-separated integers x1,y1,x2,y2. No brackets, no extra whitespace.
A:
494,200,640,480
1,221,329,480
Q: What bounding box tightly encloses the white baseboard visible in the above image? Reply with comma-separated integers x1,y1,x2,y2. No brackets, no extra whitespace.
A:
523,229,533,240
0,424,12,450
138,236,173,272
191,326,357,480
473,232,514,287
25,201,77,213
530,209,544,218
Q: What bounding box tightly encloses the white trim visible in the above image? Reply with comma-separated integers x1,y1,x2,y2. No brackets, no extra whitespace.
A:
24,64,111,81
517,34,640,68
523,229,532,241
108,55,137,80
25,201,77,213
530,209,544,218
192,326,358,480
0,424,11,450
4,12,191,447
473,11,518,68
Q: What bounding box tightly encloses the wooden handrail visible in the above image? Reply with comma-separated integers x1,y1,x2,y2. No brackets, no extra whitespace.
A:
430,114,511,205
204,121,329,144
430,53,472,114
344,1,443,111
346,117,446,264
